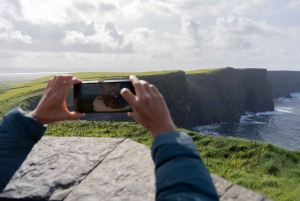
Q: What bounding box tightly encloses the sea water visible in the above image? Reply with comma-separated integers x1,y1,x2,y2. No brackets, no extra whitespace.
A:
194,93,300,151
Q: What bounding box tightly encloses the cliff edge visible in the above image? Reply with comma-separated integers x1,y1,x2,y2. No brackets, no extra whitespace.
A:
267,71,300,98
64,68,275,128
186,68,274,126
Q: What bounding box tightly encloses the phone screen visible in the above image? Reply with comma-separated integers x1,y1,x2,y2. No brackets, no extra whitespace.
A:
74,80,135,113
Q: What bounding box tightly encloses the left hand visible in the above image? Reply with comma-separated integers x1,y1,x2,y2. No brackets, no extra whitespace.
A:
29,74,85,124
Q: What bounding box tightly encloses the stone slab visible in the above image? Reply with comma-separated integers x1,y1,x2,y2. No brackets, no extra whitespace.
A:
0,137,273,201
0,137,124,200
64,139,156,201
220,185,267,201
211,174,232,197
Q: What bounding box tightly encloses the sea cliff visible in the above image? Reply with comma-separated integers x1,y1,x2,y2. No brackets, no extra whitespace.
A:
267,71,300,98
66,68,274,128
186,68,274,126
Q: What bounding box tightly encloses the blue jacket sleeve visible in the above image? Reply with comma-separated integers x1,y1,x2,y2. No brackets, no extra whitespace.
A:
151,131,219,201
0,107,46,192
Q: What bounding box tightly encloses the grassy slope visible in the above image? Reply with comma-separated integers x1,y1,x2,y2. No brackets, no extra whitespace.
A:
0,70,177,102
0,70,176,118
1,69,300,201
46,121,300,201
185,68,220,74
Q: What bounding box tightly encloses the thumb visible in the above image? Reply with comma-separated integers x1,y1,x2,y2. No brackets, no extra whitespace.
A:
127,112,136,121
69,112,85,120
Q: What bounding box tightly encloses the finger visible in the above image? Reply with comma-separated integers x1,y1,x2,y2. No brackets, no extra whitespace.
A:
52,74,74,91
140,80,151,94
129,75,145,97
62,78,82,97
149,84,162,96
65,77,82,88
46,78,53,90
121,88,136,105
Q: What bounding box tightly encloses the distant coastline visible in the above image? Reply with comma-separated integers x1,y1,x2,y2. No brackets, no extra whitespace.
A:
0,72,69,82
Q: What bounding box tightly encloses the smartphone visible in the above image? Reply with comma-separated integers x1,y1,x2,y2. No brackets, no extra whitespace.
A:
74,80,135,113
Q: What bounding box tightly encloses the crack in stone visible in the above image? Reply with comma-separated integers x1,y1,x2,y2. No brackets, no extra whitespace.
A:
61,138,126,201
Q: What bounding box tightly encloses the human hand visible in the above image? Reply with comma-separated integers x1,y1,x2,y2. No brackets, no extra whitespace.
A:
29,75,85,125
121,75,175,138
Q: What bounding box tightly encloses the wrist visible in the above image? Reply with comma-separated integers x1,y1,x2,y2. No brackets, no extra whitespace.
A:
29,111,48,125
150,122,175,138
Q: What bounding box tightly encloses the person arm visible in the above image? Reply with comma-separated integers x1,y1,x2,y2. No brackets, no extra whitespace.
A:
0,75,84,192
121,76,219,201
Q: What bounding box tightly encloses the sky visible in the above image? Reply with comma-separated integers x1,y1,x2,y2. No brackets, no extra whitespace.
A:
0,0,300,72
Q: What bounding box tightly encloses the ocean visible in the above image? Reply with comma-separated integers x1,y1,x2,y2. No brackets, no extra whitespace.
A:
194,93,300,151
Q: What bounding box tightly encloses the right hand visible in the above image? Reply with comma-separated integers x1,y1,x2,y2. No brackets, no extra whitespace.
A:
121,75,175,138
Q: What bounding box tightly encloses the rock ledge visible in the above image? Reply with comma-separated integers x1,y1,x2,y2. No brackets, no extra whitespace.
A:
0,137,273,201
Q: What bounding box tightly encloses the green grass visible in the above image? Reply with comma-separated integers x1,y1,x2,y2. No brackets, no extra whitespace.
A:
0,71,177,103
185,68,219,74
45,121,300,201
1,71,300,200
0,70,177,117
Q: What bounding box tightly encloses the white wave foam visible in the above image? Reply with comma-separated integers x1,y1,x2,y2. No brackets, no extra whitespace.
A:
240,110,280,124
275,92,300,102
255,110,283,116
275,107,293,114
240,115,266,124
291,93,300,99
193,124,221,137
251,121,266,125
276,98,292,102
240,112,256,123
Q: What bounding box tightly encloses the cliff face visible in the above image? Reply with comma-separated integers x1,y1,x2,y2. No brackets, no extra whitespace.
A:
186,68,274,127
267,71,300,98
67,71,191,128
62,68,274,128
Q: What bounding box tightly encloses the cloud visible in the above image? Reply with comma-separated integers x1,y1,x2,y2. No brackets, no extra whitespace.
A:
207,16,285,50
152,52,174,59
177,15,201,49
0,50,19,59
0,0,22,21
0,1,32,44
99,2,117,13
286,0,300,9
74,2,97,13
61,21,132,53
0,0,300,71
0,30,32,43
0,17,12,30
122,0,179,19
127,27,178,56
171,0,281,17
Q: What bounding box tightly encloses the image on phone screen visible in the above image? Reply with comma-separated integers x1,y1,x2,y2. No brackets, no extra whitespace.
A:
74,80,134,113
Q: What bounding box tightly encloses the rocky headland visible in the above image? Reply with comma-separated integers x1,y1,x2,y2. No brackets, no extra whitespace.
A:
186,68,274,126
66,68,278,128
267,71,300,98
26,68,299,128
